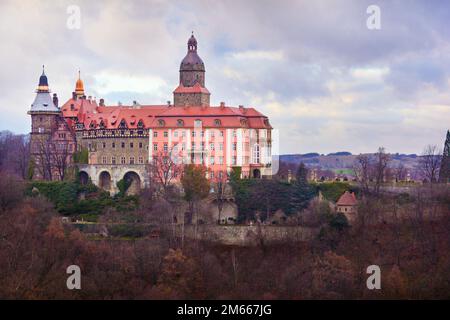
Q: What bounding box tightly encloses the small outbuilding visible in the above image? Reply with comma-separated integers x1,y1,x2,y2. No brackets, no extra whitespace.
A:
336,191,358,222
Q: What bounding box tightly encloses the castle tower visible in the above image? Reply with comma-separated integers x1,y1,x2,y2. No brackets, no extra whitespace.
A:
28,66,61,180
173,33,210,107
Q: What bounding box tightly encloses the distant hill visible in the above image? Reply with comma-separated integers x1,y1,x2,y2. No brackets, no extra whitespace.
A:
279,152,420,171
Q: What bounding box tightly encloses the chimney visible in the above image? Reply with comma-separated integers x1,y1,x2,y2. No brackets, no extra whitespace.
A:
167,100,171,107
72,92,77,100
53,93,59,108
239,105,245,113
220,102,225,109
99,98,105,106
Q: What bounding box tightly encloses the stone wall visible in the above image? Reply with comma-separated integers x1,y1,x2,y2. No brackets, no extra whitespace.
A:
179,225,318,246
78,163,149,194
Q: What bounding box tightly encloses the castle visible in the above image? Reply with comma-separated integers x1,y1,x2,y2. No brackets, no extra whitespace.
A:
28,34,273,193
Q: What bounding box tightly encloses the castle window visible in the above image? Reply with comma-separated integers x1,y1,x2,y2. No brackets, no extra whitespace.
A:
214,119,221,126
138,156,144,164
119,119,127,128
158,119,165,127
112,142,115,148
139,142,143,149
177,119,184,127
130,142,134,148
130,157,135,164
112,156,116,164
102,142,106,148
102,156,107,164
253,144,260,164
121,157,126,164
121,142,125,148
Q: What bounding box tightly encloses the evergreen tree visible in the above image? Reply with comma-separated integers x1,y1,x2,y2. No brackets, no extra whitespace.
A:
439,130,450,183
290,163,316,212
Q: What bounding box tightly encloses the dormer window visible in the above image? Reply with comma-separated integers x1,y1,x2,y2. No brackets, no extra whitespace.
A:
89,121,96,129
158,119,165,127
137,120,144,128
214,119,221,126
194,119,202,127
240,119,247,126
177,119,184,127
119,119,127,128
99,120,105,129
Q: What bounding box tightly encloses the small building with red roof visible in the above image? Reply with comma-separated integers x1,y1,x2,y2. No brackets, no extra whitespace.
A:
336,191,358,221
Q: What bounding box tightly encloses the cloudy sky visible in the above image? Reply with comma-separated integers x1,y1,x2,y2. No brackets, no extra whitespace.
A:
1,0,449,155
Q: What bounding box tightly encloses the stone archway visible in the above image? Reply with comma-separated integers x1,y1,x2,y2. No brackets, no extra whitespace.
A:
79,171,89,185
124,171,141,195
99,171,112,191
253,169,261,179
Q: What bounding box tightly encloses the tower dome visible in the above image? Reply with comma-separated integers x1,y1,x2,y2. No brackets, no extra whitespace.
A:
75,70,85,98
37,65,49,92
180,33,205,72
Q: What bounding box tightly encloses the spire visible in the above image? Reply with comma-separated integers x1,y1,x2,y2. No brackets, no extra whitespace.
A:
188,32,197,52
75,69,85,98
37,65,49,92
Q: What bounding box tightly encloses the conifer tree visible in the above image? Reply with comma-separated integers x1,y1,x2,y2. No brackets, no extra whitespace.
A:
439,130,450,183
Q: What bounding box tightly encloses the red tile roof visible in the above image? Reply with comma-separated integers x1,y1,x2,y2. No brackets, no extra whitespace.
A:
336,191,357,206
173,82,210,94
61,99,271,130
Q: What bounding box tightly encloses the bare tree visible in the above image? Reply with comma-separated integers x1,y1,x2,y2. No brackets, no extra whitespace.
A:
50,141,72,181
354,147,390,195
393,163,407,182
354,154,371,195
418,144,442,183
211,171,228,224
373,147,390,195
35,138,54,181
149,148,183,195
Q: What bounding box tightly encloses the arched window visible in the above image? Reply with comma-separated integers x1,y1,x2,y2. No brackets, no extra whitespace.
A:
158,119,165,127
119,119,127,128
252,144,260,164
194,119,202,127
137,120,144,128
214,119,221,126
177,119,184,127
